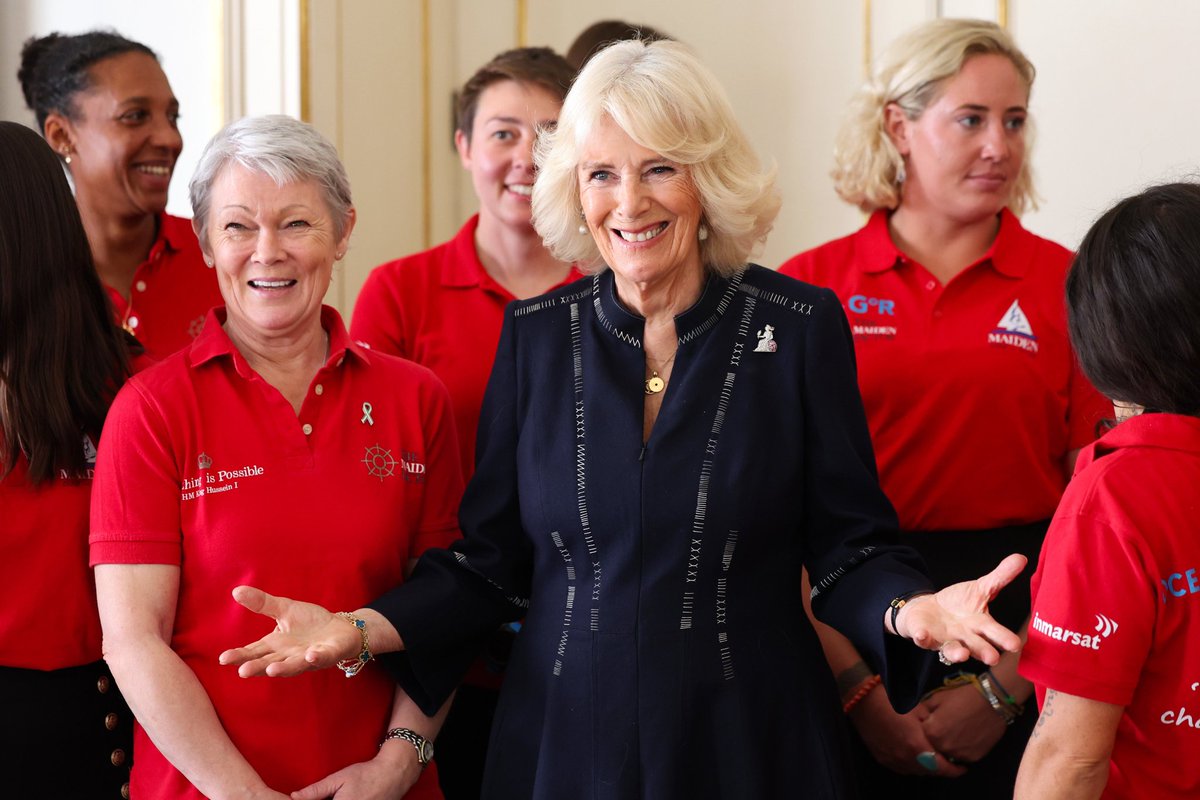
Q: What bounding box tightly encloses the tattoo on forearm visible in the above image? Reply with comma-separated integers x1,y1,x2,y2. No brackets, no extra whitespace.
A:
1031,689,1056,738
836,660,874,697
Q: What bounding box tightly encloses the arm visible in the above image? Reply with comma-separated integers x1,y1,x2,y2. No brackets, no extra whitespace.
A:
801,570,965,777
1014,689,1121,799
292,686,453,800
920,619,1032,763
97,564,288,800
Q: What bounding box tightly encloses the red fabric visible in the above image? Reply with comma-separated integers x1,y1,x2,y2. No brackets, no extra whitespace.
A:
0,350,151,670
1020,413,1200,799
102,214,223,361
351,215,584,482
779,209,1109,530
0,444,99,669
90,306,460,799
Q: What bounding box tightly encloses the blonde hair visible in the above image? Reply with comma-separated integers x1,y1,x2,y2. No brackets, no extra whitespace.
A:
532,39,779,276
833,18,1038,214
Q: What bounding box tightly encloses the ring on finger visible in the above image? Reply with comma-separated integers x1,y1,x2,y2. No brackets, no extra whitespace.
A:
937,642,956,666
916,751,939,773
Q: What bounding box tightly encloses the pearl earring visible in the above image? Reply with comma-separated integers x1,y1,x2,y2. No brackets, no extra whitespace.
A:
698,225,709,242
62,149,72,165
578,224,588,235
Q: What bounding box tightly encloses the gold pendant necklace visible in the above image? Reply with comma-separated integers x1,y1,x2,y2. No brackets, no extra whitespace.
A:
645,372,666,394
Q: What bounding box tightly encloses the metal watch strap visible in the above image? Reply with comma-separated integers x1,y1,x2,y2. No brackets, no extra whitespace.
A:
381,727,434,766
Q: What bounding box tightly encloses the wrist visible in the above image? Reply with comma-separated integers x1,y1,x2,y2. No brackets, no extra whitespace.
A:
334,611,373,677
888,590,934,638
381,727,434,768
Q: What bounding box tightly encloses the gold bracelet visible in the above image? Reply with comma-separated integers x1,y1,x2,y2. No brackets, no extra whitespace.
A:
335,612,372,678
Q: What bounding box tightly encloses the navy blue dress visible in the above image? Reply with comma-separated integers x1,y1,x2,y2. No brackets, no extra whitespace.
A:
373,266,934,799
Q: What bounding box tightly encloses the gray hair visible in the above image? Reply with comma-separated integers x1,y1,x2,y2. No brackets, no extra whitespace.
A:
532,39,779,276
189,115,352,251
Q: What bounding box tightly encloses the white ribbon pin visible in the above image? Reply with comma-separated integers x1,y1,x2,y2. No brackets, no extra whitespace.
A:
361,402,374,426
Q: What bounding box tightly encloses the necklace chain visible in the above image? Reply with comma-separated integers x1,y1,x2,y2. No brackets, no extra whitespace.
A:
644,348,678,395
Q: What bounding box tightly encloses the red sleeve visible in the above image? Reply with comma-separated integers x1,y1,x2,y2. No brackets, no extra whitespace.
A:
1020,507,1155,706
350,266,408,358
410,372,463,557
89,379,183,566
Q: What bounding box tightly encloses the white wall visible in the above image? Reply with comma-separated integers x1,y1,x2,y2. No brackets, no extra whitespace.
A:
2,1,1199,317
0,0,226,219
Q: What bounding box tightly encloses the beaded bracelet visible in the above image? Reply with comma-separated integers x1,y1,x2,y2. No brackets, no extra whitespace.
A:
842,673,882,714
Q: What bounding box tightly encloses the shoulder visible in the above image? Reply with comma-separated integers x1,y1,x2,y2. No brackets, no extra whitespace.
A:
160,214,203,255
739,264,842,319
508,273,595,322
1001,213,1074,277
363,238,458,291
778,219,876,282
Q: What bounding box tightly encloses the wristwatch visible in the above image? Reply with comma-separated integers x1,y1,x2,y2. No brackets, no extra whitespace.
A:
381,727,435,767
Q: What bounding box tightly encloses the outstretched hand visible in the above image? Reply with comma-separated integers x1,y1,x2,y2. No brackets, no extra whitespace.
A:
218,585,361,677
896,553,1027,665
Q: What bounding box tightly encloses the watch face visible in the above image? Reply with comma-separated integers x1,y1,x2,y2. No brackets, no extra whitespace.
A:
419,740,435,763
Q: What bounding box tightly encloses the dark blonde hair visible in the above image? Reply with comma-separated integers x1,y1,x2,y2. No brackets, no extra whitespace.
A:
456,47,575,143
833,18,1037,213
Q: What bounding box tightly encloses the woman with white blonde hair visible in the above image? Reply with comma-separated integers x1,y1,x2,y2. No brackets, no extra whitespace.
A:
781,17,1110,798
221,40,1027,799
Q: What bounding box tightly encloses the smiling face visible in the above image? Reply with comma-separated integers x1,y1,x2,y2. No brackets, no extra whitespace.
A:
578,115,705,292
53,51,182,220
887,53,1029,225
204,163,354,342
456,79,562,232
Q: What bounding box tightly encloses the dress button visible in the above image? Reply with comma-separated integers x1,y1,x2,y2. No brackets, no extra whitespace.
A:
96,676,110,694
110,748,126,766
105,712,119,730
135,280,147,292
302,423,313,435
128,316,139,329
314,384,324,396
121,783,130,799
925,280,936,291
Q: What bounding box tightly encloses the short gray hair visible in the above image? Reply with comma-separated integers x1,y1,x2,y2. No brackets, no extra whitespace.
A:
189,115,352,251
532,39,779,276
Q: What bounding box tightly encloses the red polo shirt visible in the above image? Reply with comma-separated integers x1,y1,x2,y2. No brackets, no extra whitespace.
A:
90,306,459,799
780,210,1109,531
103,214,223,361
1020,413,1200,798
351,215,584,480
0,440,99,670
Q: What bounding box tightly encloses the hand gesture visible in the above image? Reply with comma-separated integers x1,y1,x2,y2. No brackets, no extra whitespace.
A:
896,553,1026,665
218,585,360,677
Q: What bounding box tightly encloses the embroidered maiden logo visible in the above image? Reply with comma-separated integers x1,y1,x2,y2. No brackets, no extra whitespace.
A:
1031,611,1118,651
847,295,898,339
988,300,1039,353
362,445,426,483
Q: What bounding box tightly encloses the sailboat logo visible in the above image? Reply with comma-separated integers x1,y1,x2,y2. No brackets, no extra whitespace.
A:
988,300,1039,353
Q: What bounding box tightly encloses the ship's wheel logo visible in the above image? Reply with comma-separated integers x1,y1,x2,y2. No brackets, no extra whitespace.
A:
362,445,397,481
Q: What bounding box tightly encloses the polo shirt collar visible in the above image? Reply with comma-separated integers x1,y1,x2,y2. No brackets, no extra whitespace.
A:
592,266,743,349
1078,412,1200,473
858,207,1032,279
440,215,490,289
189,305,369,372
149,213,189,260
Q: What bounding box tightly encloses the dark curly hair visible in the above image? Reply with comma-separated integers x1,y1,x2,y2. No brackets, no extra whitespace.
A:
18,30,157,129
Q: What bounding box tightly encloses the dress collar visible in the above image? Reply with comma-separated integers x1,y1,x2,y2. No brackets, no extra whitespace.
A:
591,266,744,349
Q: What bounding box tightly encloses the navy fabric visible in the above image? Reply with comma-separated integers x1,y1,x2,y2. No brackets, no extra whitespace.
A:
373,266,934,799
